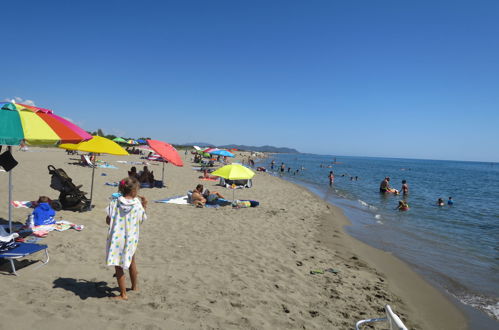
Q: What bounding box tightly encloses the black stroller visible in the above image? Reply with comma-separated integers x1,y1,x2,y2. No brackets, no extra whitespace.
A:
48,165,91,212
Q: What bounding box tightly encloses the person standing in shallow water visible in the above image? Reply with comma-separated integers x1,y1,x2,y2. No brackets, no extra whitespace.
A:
328,171,334,186
401,180,409,195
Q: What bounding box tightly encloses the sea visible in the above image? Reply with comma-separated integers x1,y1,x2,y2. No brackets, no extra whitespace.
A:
257,154,498,327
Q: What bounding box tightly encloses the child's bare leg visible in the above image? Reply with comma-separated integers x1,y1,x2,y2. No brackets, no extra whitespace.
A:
112,266,128,300
129,256,138,291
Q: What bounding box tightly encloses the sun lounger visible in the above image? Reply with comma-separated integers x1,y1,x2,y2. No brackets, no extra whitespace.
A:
81,155,94,167
0,243,49,276
355,305,408,330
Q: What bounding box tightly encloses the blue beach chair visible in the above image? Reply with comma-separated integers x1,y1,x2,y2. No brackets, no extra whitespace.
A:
0,243,49,276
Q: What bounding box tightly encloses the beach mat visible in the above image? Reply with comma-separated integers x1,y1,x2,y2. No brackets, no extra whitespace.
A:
154,195,189,205
11,201,33,208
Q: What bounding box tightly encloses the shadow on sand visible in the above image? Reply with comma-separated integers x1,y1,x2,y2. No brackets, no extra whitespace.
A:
53,277,114,299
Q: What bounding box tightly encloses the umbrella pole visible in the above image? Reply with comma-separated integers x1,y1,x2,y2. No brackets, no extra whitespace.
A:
89,160,96,210
162,161,165,185
8,146,13,232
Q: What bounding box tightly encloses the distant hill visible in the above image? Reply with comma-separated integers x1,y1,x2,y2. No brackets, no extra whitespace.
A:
179,143,299,153
219,144,299,153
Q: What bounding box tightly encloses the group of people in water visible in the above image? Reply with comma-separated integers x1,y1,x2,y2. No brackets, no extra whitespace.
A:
378,176,454,211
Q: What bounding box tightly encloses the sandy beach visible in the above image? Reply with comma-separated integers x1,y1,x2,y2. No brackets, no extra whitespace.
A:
0,148,467,329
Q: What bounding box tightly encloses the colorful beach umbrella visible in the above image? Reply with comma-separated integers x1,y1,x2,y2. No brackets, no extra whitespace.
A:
59,136,129,209
0,102,92,145
0,101,91,231
210,149,235,157
146,140,184,184
112,137,127,143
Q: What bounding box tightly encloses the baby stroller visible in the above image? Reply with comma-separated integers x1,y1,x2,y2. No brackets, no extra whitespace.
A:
48,165,91,212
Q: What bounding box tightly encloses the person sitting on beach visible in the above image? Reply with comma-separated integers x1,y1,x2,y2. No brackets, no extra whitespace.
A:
27,196,56,227
138,166,154,185
191,184,207,207
447,197,454,205
105,177,147,300
128,166,139,180
437,198,445,206
396,200,410,211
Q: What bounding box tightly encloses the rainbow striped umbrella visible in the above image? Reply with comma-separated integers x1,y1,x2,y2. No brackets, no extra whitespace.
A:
0,102,92,146
0,101,91,231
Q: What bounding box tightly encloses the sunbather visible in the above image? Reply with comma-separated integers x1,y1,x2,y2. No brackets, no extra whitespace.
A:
128,166,139,180
191,184,206,207
138,166,154,186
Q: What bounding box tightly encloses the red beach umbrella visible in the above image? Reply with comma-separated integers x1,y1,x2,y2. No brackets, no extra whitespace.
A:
146,140,183,184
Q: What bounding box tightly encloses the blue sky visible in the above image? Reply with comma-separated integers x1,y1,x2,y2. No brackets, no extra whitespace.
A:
2,0,498,162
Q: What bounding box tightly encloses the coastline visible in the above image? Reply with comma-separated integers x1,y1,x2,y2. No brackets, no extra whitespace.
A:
267,173,468,330
0,148,466,329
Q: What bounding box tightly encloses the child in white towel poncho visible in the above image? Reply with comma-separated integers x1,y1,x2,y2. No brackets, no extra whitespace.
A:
105,177,147,300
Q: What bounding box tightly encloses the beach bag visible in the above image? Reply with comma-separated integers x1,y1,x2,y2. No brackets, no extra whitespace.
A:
0,149,18,172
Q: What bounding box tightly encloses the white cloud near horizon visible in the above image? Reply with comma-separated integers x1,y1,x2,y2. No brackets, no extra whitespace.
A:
3,96,36,106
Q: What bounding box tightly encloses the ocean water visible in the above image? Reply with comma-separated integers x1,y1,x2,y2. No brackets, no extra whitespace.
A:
258,154,499,323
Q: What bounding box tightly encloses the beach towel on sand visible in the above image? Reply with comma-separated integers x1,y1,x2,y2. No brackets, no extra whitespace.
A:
154,195,189,205
97,164,118,169
11,201,33,208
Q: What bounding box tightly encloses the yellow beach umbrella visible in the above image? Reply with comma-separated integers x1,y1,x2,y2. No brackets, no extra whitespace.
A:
211,164,255,180
59,136,129,209
211,164,255,201
59,136,128,155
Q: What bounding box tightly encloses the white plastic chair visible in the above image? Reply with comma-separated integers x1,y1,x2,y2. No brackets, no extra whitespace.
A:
355,305,408,330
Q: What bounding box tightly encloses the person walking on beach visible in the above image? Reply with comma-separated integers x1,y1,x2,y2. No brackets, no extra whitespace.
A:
328,171,334,186
105,177,147,300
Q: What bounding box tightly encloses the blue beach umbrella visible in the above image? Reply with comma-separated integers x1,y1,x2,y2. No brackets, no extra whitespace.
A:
210,149,234,157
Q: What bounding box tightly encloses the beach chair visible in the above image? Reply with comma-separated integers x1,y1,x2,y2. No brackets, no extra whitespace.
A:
81,155,94,167
0,243,49,276
355,305,408,330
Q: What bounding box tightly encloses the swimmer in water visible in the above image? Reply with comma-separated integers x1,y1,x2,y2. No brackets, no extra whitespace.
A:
396,200,409,211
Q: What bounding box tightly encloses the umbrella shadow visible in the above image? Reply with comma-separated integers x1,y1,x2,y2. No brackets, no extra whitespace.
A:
53,277,114,299
0,217,24,228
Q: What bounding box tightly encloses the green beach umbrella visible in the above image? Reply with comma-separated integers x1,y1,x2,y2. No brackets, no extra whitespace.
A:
112,137,127,143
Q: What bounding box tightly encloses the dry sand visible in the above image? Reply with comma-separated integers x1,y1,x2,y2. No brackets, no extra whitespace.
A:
0,148,467,329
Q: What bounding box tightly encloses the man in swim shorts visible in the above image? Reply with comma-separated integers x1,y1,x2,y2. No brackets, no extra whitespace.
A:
380,177,390,193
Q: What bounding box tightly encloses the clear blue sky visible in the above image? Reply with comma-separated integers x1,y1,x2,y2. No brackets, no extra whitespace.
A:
2,0,498,162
